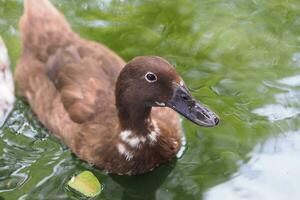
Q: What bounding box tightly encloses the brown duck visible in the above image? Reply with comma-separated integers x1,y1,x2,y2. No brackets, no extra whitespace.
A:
15,0,219,175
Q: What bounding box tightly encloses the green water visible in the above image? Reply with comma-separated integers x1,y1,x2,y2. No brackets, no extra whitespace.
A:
1,0,300,199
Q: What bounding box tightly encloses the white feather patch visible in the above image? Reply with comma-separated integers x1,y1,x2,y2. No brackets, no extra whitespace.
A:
155,101,165,106
120,130,132,141
147,120,161,144
120,130,146,148
148,131,158,143
117,143,133,161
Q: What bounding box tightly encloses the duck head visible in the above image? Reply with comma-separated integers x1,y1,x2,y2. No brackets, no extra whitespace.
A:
116,56,219,129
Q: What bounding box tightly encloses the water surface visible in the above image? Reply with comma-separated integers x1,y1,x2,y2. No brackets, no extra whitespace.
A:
0,0,300,199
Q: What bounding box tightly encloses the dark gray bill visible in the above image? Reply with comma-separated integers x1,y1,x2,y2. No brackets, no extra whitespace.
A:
166,83,219,127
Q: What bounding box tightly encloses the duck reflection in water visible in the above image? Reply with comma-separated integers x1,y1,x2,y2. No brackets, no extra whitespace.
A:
111,159,177,200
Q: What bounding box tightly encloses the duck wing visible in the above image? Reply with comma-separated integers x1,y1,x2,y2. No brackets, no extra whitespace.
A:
46,44,120,124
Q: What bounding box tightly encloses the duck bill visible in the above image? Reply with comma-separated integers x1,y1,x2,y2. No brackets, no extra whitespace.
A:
166,83,219,127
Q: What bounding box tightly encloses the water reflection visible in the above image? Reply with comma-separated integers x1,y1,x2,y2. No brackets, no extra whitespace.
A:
206,71,300,199
278,74,300,87
1,0,300,199
111,160,176,200
253,73,300,122
205,130,300,200
0,100,73,199
252,104,300,122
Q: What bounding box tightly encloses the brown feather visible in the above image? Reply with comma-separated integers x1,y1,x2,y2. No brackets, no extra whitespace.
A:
15,0,182,175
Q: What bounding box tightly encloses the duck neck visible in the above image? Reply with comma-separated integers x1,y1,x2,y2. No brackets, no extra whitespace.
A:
117,104,152,134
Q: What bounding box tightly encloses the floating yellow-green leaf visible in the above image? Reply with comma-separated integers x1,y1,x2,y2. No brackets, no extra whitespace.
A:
67,171,101,197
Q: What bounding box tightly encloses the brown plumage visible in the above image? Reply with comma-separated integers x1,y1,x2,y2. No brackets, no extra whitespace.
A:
15,0,218,175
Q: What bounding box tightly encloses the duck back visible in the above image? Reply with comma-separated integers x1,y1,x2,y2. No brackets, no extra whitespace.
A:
15,0,125,144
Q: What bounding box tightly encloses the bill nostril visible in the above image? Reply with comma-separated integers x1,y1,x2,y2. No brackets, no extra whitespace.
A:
214,117,219,125
181,95,189,101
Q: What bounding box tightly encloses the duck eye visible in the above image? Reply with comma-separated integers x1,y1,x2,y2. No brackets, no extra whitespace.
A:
145,72,157,83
